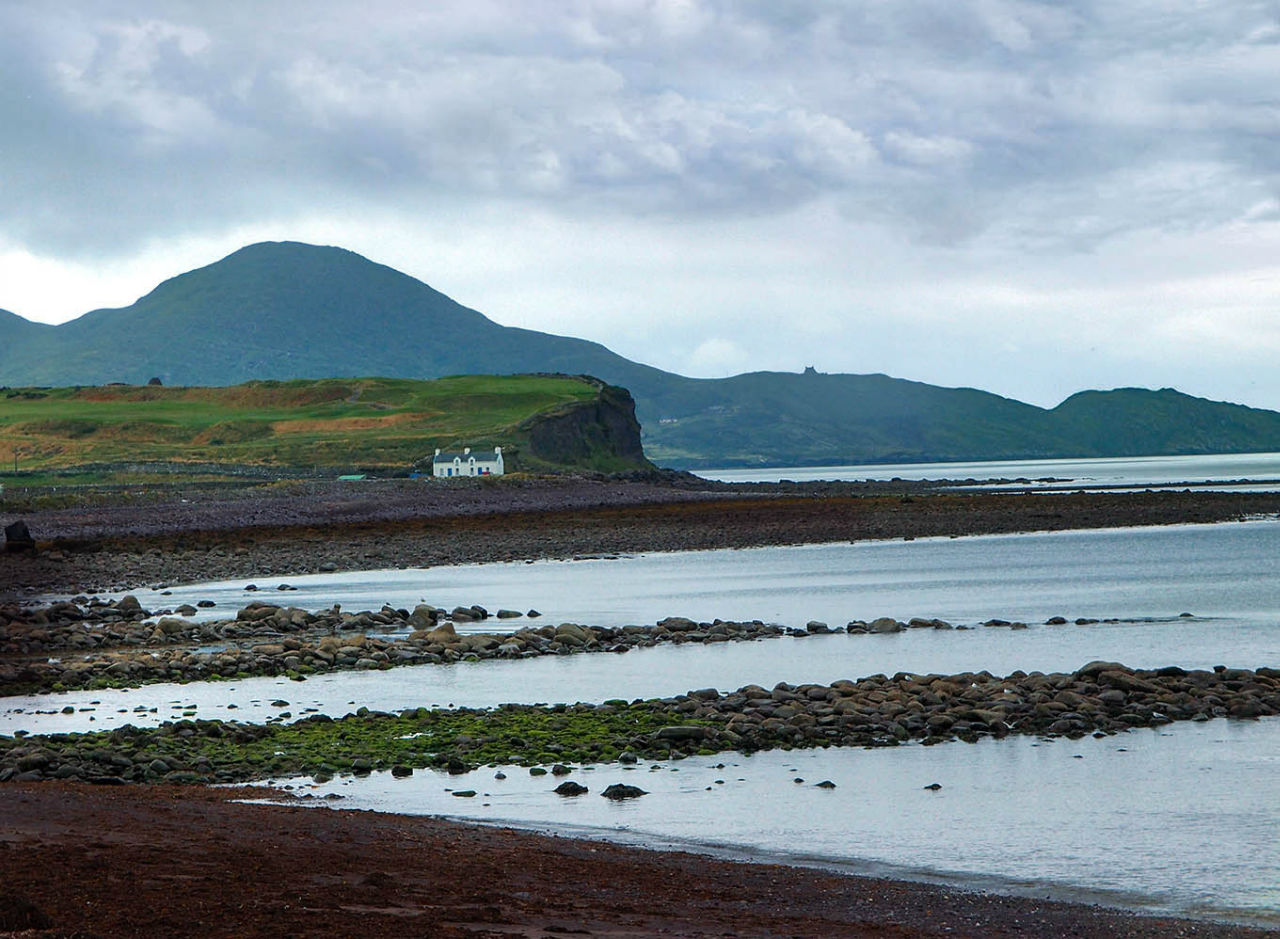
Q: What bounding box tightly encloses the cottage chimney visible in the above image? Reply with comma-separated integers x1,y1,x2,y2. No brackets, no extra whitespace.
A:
463,447,471,455
434,448,440,457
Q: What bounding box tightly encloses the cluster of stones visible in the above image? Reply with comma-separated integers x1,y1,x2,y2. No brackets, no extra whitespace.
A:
1,663,1275,785
1,601,794,694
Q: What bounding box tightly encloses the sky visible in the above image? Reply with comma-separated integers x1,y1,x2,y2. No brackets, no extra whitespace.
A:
2,0,1279,410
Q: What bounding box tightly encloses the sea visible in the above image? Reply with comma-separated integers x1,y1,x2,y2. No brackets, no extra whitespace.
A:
699,450,1280,492
8,453,1280,925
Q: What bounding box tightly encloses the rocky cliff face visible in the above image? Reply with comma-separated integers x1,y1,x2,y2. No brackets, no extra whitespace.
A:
517,379,651,473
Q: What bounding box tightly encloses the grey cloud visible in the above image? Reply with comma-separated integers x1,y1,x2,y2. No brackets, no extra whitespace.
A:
2,0,1278,257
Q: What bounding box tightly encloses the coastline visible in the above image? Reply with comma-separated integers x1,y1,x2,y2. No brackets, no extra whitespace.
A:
4,477,1279,597
3,477,1279,936
2,780,1275,938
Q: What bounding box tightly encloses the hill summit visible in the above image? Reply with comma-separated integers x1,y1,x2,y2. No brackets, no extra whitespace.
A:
3,241,1280,468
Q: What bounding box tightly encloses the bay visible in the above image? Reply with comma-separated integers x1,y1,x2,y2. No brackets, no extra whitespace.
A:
699,451,1280,489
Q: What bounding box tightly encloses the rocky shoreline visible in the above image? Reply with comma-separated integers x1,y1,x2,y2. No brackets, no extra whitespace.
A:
0,594,1213,697
4,478,1280,937
4,478,1278,597
3,663,1276,785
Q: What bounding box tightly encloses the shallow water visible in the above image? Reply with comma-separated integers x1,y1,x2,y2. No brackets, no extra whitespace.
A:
269,719,1280,925
699,451,1280,488
6,617,1278,737
126,520,1280,633
10,521,1278,735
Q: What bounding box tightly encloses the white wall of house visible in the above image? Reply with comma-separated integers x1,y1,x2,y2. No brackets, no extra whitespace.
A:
432,446,504,477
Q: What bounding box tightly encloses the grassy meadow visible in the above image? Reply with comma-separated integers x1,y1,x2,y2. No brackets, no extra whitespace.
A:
0,375,600,476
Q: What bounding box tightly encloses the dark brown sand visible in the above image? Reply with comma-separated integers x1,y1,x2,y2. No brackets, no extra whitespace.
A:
1,782,1273,939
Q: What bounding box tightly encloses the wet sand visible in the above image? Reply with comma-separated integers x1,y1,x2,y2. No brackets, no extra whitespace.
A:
1,782,1273,938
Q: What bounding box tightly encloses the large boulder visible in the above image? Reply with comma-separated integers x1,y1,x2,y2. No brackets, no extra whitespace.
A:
409,604,440,628
601,783,647,800
868,617,903,634
3,520,35,552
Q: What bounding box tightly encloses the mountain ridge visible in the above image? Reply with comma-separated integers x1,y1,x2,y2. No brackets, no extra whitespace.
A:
4,241,1280,469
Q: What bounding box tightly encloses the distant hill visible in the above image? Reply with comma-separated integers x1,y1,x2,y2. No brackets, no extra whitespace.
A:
0,375,651,475
4,241,1280,468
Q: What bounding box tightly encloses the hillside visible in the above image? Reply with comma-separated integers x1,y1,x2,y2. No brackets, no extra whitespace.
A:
4,241,1280,468
0,375,652,475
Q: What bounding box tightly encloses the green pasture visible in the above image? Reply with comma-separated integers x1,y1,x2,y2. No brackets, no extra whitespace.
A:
0,375,598,471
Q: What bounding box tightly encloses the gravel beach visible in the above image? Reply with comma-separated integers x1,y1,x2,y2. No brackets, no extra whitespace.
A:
2,476,1278,937
2,781,1275,938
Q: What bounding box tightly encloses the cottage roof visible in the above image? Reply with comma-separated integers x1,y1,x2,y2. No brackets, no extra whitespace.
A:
432,447,501,464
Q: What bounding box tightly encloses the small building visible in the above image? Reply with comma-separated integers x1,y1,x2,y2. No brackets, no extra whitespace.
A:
433,446,504,478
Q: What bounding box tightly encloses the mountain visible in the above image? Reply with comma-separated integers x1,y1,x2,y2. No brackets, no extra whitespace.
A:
3,241,1280,469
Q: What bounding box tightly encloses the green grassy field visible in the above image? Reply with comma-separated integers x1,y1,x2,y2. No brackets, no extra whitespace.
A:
0,375,601,475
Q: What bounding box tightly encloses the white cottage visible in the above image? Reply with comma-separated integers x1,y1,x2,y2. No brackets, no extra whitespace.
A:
432,446,504,478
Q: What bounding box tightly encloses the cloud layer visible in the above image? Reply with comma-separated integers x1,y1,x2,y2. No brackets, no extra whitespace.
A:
2,0,1278,408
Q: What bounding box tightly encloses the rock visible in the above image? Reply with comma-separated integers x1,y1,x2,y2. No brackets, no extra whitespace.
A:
526,609,542,618
868,617,903,633
923,783,942,791
554,623,591,643
601,783,647,800
3,519,36,551
1076,660,1132,679
451,789,477,797
551,763,572,776
113,595,146,616
815,780,837,789
391,765,413,778
618,751,639,765
496,609,523,619
1045,616,1068,625
656,726,707,741
155,617,192,636
408,604,439,628
554,780,588,796
423,623,458,643
0,894,53,930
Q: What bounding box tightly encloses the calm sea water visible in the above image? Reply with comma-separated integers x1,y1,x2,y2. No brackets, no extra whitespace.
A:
125,519,1280,635
273,719,1280,926
699,451,1280,488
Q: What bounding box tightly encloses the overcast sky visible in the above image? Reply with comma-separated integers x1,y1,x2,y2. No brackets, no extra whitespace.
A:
3,0,1279,409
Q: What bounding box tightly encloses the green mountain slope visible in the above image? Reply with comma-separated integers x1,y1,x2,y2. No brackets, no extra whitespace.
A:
3,241,1280,468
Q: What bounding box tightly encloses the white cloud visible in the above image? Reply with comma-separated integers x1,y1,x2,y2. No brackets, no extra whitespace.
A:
1,0,1278,412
